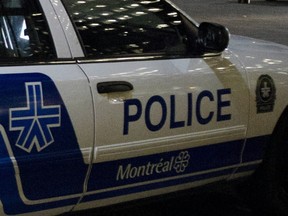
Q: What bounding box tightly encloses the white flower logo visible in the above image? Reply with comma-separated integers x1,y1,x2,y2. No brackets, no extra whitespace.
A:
173,151,190,173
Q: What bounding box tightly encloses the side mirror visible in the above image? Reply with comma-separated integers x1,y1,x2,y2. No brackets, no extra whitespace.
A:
197,22,230,54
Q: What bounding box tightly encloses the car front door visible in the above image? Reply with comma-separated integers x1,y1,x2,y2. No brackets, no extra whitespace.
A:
0,0,93,215
60,0,249,208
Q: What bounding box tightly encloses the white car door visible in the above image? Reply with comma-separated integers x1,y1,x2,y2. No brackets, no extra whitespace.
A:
0,0,93,215
60,0,249,209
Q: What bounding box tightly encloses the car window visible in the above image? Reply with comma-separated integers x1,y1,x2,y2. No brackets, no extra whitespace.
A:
0,0,56,60
62,0,193,58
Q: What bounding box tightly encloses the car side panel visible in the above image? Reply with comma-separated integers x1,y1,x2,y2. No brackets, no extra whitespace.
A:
74,51,249,211
0,65,94,215
228,36,288,177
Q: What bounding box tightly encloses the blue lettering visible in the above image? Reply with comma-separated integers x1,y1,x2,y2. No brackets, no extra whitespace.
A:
217,88,232,121
145,96,167,132
196,90,214,125
123,89,232,135
187,93,193,126
124,99,142,135
170,95,185,129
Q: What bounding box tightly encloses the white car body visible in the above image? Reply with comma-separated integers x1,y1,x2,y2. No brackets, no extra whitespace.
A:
0,0,287,215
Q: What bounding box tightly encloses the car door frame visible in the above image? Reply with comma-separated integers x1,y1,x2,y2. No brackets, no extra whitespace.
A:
0,0,94,215
50,0,250,211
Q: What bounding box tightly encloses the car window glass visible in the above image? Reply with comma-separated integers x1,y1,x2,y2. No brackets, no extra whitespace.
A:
0,0,56,60
62,0,193,58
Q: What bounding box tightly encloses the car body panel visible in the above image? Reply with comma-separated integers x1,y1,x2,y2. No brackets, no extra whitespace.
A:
0,0,288,215
227,35,288,176
75,50,249,209
47,0,84,58
0,65,94,215
39,0,72,58
229,35,288,138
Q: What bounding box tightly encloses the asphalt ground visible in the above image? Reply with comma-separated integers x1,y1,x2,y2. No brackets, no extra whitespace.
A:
172,0,288,46
72,1,288,216
74,181,257,216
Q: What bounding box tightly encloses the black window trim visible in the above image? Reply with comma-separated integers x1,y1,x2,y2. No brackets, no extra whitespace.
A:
0,0,58,62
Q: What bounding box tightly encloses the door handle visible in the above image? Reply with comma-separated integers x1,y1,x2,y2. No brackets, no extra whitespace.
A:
97,81,134,94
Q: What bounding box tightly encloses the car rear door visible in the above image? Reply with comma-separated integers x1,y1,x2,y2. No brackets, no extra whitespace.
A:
60,0,249,209
0,0,93,215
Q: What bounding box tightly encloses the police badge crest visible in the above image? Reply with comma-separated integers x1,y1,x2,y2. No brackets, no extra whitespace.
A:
256,75,276,113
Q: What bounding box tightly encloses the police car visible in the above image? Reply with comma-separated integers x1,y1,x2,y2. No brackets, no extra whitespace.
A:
0,0,288,215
